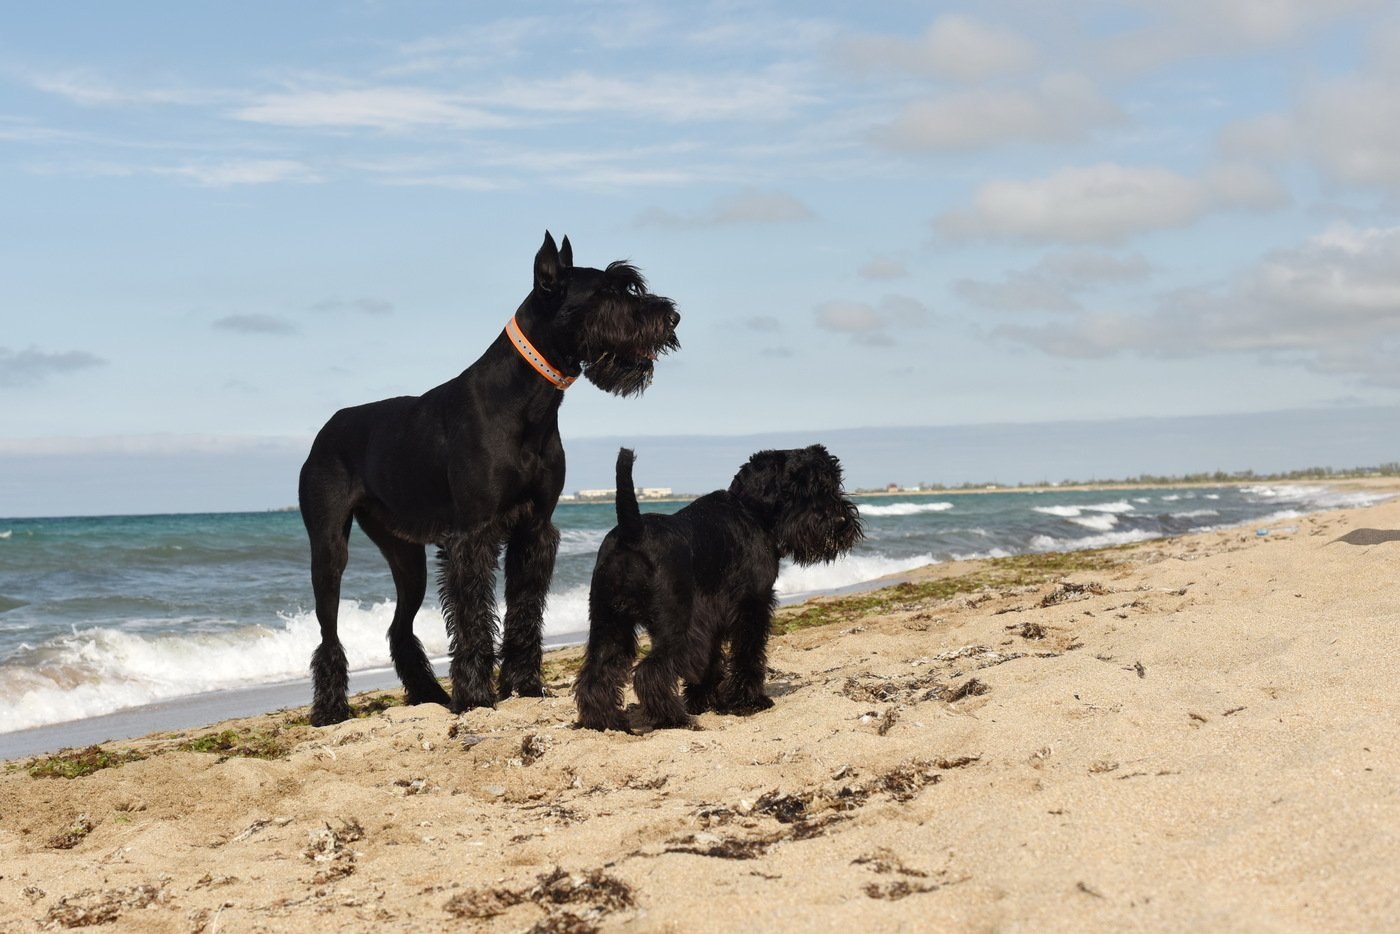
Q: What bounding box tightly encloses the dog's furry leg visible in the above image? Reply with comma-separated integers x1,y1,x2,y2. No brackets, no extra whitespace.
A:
438,535,501,711
302,477,353,726
310,640,350,726
498,519,559,699
717,593,777,714
357,511,450,708
574,591,638,731
633,642,694,729
682,604,725,715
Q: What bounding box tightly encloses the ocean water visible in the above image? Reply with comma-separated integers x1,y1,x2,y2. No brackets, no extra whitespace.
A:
0,483,1386,737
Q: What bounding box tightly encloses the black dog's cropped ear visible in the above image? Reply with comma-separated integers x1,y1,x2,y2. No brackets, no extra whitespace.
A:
535,231,563,292
559,235,573,269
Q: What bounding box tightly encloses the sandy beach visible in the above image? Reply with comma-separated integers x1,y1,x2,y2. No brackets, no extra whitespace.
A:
3,487,1398,932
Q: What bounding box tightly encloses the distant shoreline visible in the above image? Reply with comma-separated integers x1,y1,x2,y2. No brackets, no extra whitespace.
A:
568,474,1400,506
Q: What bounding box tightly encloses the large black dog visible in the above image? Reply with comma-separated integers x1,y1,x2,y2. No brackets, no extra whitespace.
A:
299,233,679,726
575,445,863,732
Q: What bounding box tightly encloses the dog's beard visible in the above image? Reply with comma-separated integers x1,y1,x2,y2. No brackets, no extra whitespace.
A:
577,301,680,397
583,353,657,397
779,499,864,565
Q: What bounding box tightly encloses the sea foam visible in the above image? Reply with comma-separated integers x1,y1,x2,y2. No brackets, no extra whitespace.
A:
858,501,954,517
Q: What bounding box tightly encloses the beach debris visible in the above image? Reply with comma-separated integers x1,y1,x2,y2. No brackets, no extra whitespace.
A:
665,833,776,860
753,790,809,824
27,745,145,780
877,707,900,735
932,643,1031,669
445,866,634,926
692,803,738,828
864,879,941,900
304,818,364,884
47,815,95,850
393,777,431,796
943,678,990,702
44,881,167,928
444,886,526,920
520,732,553,766
853,848,929,878
1017,621,1048,640
1039,580,1109,608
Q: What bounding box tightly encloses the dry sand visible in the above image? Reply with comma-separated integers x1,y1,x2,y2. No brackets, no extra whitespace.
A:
3,489,1399,932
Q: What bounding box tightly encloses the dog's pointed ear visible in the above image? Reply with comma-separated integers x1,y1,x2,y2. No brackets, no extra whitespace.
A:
559,235,573,269
535,232,563,292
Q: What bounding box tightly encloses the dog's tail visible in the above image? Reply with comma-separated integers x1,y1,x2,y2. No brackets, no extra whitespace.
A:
614,447,643,542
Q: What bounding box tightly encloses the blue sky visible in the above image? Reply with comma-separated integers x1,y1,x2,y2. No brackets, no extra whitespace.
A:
3,1,1400,515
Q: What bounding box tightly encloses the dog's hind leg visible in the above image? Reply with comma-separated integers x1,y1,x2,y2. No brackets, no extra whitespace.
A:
497,519,560,699
717,593,777,714
682,605,725,715
574,592,639,731
438,534,501,712
301,482,354,726
632,585,697,729
356,511,451,708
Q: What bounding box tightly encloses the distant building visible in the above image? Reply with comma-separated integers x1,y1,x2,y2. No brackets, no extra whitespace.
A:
573,487,674,501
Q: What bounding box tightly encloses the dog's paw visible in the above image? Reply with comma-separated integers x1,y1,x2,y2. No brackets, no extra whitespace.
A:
648,712,696,731
309,703,351,727
576,711,630,733
498,680,546,700
450,691,496,713
717,694,775,716
406,683,453,707
683,690,715,716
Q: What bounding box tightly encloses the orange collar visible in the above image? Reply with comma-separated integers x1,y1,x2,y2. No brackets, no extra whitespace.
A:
505,315,577,390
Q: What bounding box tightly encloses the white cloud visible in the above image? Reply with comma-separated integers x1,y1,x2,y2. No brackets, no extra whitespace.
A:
873,74,1123,152
859,257,908,280
0,347,106,388
489,69,813,123
937,162,1283,243
995,224,1400,385
1098,0,1382,72
158,159,321,187
1216,13,1400,194
957,251,1151,313
637,189,815,228
212,314,298,336
231,87,508,132
1283,78,1400,190
25,69,222,107
839,14,1036,82
815,295,930,345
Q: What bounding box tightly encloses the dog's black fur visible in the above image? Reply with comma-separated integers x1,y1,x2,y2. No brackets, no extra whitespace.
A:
575,445,863,732
299,233,679,726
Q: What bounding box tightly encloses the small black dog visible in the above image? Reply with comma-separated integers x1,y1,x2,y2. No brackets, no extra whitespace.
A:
575,445,862,731
299,233,679,726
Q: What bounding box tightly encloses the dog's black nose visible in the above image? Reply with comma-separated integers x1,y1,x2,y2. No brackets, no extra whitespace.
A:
667,310,681,329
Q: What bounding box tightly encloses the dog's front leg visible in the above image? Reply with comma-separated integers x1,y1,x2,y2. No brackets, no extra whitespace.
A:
717,594,777,714
438,535,501,711
498,520,560,698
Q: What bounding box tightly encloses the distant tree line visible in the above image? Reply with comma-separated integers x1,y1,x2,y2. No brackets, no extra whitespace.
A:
858,463,1400,494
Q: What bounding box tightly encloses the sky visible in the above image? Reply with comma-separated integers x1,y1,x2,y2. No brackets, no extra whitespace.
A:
3,1,1400,516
